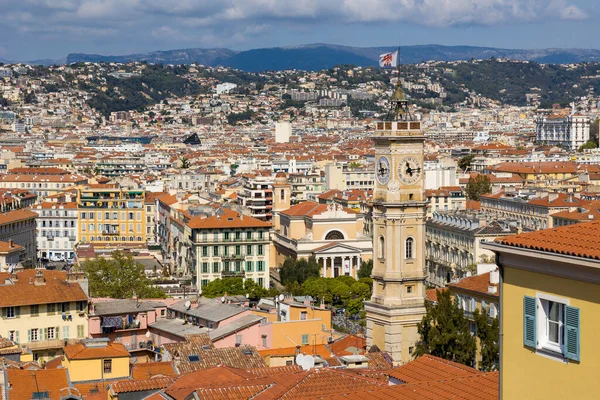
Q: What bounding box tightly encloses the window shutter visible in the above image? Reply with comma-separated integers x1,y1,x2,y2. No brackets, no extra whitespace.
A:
564,305,580,362
43,328,48,340
15,331,19,344
15,306,20,318
55,326,60,340
1,307,6,319
523,296,536,348
27,329,31,342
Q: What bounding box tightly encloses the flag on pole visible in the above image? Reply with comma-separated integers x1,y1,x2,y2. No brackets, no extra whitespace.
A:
379,50,399,68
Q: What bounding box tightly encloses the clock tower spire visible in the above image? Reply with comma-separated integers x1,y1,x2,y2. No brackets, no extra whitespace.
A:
365,71,427,365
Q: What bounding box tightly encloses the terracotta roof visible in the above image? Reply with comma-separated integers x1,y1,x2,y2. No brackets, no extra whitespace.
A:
186,209,271,229
330,371,498,400
0,269,88,307
388,354,482,383
552,200,600,222
259,344,333,359
63,341,130,360
448,272,498,298
328,334,366,356
131,361,178,380
0,209,37,226
110,377,176,394
496,220,600,260
0,240,22,253
6,368,70,400
281,201,357,217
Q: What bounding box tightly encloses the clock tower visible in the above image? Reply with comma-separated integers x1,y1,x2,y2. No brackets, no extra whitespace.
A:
365,81,427,365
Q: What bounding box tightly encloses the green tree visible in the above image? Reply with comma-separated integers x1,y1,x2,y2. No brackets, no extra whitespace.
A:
465,174,492,201
357,259,373,279
279,256,320,286
83,251,166,299
346,298,363,317
458,154,475,171
473,308,499,371
350,281,371,300
415,290,476,367
180,156,191,169
578,140,597,152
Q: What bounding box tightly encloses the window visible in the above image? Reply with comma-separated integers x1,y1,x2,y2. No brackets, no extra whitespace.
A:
103,359,112,374
213,246,219,256
202,246,208,257
236,335,243,345
405,237,414,259
246,231,252,240
77,325,84,338
257,245,264,256
235,231,241,240
406,286,413,294
524,295,580,362
3,306,17,319
235,245,241,255
213,262,219,273
30,329,39,342
257,261,264,272
325,230,344,240
286,360,293,366
258,231,264,240
258,278,264,287
301,334,309,345
301,311,307,321
202,263,208,273
246,245,252,255
262,335,267,347
378,236,385,259
62,302,70,313
30,305,39,317
224,232,230,241
246,261,252,272
62,326,70,339
47,327,55,340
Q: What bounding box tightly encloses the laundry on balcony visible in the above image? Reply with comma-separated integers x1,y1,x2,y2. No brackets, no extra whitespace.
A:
101,316,123,328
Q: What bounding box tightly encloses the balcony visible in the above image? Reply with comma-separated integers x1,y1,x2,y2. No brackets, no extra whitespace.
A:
221,253,246,261
25,338,80,351
221,270,245,278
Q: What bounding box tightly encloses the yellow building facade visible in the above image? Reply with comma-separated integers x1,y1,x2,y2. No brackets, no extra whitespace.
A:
62,340,130,382
485,221,600,399
77,186,147,244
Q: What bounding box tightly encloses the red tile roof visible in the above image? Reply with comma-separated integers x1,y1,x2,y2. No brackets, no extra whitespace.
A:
497,220,600,260
131,362,177,380
388,354,482,383
186,209,271,229
110,377,176,394
63,342,130,360
330,371,498,400
6,368,70,400
0,269,88,307
448,272,498,298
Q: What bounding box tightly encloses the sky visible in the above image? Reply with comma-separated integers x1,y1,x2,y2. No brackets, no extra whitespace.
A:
0,0,599,61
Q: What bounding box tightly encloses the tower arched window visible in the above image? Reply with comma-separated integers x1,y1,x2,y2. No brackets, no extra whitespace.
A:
379,236,385,259
325,230,345,240
280,189,285,201
405,237,414,259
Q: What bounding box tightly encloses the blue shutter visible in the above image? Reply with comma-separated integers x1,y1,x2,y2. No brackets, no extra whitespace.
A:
523,296,536,348
564,305,580,362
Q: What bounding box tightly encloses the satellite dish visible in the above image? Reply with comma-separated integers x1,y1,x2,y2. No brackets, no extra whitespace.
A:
145,331,151,338
221,296,225,303
278,294,285,302
301,355,315,370
295,353,305,366
185,300,191,310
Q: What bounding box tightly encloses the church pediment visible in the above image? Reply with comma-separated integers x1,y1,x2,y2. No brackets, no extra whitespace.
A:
313,242,362,254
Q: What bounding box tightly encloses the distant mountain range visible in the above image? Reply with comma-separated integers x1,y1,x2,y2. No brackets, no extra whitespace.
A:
5,44,600,70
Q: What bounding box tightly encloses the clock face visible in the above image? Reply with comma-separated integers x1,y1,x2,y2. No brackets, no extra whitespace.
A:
398,156,422,185
376,156,391,185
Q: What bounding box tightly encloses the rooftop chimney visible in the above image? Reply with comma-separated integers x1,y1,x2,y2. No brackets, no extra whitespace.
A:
489,269,500,285
8,239,13,249
34,268,45,286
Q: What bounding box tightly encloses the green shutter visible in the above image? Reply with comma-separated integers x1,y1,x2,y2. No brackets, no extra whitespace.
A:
43,328,48,340
15,331,19,344
55,326,60,340
14,306,20,318
523,296,536,348
27,329,31,342
564,305,580,362
1,307,6,319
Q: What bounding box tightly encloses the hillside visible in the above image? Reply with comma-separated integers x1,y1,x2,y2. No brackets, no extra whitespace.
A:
64,44,600,71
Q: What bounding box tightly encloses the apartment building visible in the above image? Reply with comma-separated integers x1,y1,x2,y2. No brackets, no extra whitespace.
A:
0,269,88,362
0,173,87,197
96,155,145,177
535,110,590,150
426,211,521,286
480,191,589,230
484,221,600,399
324,164,374,191
33,201,78,262
187,209,272,289
425,186,466,217
0,209,37,266
288,172,323,203
77,186,147,245
237,177,273,221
